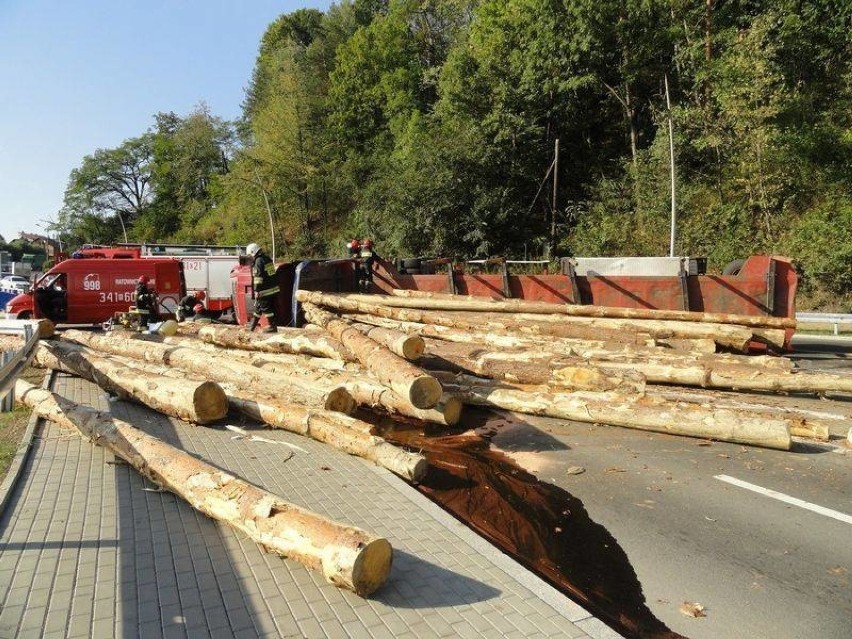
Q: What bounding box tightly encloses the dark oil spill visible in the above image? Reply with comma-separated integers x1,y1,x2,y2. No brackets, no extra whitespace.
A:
370,412,684,639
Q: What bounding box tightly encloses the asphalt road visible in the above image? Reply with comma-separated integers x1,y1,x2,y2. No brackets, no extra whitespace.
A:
483,335,852,639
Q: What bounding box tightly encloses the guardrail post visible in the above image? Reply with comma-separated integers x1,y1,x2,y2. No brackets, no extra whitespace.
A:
0,351,13,413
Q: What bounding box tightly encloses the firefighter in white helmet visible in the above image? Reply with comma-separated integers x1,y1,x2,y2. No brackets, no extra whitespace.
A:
245,242,279,332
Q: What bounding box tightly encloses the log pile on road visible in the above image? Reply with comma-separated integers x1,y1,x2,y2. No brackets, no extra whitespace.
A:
288,290,848,450
19,288,849,592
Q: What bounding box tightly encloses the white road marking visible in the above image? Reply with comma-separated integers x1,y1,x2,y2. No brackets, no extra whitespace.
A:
714,474,852,525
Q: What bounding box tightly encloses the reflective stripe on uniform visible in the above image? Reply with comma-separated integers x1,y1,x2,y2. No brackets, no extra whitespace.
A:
257,286,280,298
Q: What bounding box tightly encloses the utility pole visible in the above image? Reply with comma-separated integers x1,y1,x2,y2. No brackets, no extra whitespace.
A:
665,73,676,258
550,138,560,259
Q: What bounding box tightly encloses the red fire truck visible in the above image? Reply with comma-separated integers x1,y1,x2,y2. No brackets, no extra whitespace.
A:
4,258,184,324
72,243,242,317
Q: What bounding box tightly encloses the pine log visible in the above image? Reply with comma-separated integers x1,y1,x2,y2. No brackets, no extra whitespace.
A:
157,335,457,426
648,388,834,441
301,303,442,410
161,335,359,372
344,380,463,427
419,332,792,372
297,290,656,346
439,376,792,450
593,358,852,394
40,344,428,477
225,392,427,481
384,289,796,329
15,380,392,595
420,341,646,392
447,310,766,351
197,325,351,360
306,291,776,350
34,341,227,424
62,330,356,414
349,322,425,360
342,314,716,354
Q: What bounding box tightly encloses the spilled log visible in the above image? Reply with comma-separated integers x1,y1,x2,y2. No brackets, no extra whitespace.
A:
196,324,351,360
226,391,428,482
343,314,717,355
385,289,796,330
297,290,655,346
349,322,425,360
62,330,355,414
301,303,442,410
34,341,227,424
15,379,393,596
438,374,792,450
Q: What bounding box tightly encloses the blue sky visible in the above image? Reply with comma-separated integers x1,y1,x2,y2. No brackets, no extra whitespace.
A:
0,0,331,245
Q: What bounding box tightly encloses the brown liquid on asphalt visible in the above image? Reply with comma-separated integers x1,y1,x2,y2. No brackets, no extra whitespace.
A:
372,411,684,639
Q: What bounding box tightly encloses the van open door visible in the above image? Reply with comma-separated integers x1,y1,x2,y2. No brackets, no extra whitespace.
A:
33,273,68,322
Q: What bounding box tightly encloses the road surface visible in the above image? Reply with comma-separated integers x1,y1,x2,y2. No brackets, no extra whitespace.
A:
481,335,851,638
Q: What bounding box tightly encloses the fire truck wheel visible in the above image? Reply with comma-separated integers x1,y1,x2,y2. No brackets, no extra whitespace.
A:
722,259,746,276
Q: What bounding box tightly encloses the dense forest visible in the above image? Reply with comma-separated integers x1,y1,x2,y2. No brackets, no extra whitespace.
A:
53,0,851,305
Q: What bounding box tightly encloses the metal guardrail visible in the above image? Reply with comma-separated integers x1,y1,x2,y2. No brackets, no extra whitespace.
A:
0,320,40,411
796,312,852,336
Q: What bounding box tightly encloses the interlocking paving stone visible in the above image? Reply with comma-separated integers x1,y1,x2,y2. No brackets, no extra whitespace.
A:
0,372,612,638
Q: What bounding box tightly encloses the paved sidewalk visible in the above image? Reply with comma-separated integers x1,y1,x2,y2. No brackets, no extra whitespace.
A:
0,373,617,639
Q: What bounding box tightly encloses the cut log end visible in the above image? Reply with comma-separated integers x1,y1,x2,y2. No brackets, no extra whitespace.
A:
441,395,463,426
408,375,443,409
37,319,56,339
399,335,425,360
344,537,393,596
325,387,357,414
192,381,229,423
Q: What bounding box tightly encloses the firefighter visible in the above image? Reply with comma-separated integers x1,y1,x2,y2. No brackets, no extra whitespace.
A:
346,238,361,258
134,275,159,329
245,242,279,333
357,238,378,293
190,303,213,324
176,290,206,322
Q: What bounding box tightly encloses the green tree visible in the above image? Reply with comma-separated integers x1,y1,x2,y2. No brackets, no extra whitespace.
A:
59,135,154,244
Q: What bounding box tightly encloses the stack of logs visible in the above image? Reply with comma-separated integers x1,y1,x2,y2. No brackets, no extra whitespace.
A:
16,289,851,593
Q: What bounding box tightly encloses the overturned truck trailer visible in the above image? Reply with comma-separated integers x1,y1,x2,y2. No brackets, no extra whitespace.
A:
230,255,797,349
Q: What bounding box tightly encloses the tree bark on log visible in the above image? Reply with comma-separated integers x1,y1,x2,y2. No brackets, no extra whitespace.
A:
34,341,228,424
157,335,456,426
344,380,463,427
349,322,425,360
301,303,442,410
439,377,792,450
449,310,768,351
197,325,351,360
420,341,646,392
342,314,717,354
297,290,655,346
385,289,796,329
37,343,427,477
162,335,360,372
225,392,428,481
14,380,393,595
62,330,356,414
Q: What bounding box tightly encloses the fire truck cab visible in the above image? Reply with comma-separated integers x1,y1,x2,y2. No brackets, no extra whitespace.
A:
5,258,184,324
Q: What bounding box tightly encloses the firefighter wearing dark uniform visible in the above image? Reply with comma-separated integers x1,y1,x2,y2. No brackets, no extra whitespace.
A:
358,238,377,293
176,290,206,322
246,242,279,333
190,303,213,324
134,275,159,329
